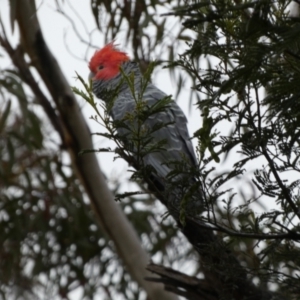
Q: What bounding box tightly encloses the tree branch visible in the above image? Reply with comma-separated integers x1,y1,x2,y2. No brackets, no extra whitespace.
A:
114,146,286,299
262,147,300,219
146,263,218,300
8,1,177,299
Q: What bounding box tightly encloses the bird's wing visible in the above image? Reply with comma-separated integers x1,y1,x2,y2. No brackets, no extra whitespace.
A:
142,84,197,179
111,84,197,180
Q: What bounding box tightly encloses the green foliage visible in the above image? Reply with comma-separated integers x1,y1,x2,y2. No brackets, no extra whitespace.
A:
166,0,300,297
72,72,100,116
82,0,300,297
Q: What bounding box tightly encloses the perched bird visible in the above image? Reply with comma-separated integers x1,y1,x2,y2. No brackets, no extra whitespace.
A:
89,42,199,211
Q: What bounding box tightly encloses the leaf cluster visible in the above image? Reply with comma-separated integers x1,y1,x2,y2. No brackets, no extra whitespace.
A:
167,0,300,296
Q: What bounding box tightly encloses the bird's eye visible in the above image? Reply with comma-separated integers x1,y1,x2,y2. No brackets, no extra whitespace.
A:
98,65,104,70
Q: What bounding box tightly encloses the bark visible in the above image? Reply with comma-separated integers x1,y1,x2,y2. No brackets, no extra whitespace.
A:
135,170,287,299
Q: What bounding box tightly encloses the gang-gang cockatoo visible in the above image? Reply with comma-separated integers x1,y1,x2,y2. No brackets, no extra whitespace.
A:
89,42,200,212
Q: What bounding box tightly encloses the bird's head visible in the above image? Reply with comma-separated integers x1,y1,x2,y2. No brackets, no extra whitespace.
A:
89,42,130,81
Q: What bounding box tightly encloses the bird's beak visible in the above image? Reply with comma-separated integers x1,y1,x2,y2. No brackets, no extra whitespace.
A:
89,72,95,80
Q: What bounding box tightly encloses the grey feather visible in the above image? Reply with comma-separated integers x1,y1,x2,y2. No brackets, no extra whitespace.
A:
92,61,200,211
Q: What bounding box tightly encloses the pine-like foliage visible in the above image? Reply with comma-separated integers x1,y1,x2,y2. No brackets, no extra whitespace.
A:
166,0,300,297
